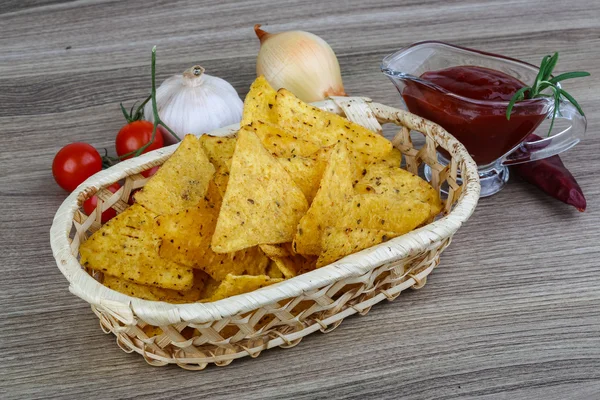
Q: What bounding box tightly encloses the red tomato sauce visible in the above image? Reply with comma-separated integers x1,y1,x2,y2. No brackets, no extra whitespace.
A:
402,66,546,165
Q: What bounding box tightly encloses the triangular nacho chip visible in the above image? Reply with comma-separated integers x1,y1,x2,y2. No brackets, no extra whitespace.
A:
200,246,270,281
276,149,329,204
80,204,194,290
259,243,290,259
199,135,237,171
201,274,283,302
275,88,392,158
293,143,354,255
246,121,321,158
260,243,309,279
340,194,431,233
266,260,285,279
354,163,442,218
156,181,221,268
317,226,399,267
213,166,230,198
270,256,298,278
156,180,270,281
135,135,215,215
103,270,207,303
212,129,308,253
382,148,403,167
197,276,220,300
241,76,278,126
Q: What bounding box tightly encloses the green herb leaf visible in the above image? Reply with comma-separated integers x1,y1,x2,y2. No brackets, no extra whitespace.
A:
506,86,530,120
547,86,560,135
129,102,137,120
559,88,586,116
506,51,589,137
542,52,559,81
549,71,591,85
120,102,131,123
531,54,551,93
536,81,553,93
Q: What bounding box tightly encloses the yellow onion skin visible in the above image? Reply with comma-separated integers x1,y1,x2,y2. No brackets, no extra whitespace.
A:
255,24,346,103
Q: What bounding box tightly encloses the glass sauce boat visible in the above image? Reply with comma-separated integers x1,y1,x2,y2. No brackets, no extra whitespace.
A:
381,41,587,197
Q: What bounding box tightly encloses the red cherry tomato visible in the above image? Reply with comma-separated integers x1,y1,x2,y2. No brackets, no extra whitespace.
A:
83,183,121,223
116,121,164,160
141,165,160,178
52,142,102,192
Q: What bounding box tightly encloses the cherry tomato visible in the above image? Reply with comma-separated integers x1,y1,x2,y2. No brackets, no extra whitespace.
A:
141,165,160,178
52,142,102,192
83,183,121,223
116,121,164,160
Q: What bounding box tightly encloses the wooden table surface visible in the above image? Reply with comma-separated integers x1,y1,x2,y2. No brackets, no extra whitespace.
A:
2,1,599,399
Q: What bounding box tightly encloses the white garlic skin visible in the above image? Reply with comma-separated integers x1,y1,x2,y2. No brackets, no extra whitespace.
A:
255,25,346,103
144,66,243,144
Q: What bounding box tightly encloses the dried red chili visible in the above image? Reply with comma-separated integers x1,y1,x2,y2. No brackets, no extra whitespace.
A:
512,136,586,211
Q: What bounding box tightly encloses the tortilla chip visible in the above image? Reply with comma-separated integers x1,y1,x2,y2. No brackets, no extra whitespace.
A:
103,270,206,303
135,135,215,215
266,260,285,279
198,276,220,300
261,243,316,278
297,255,318,274
354,163,442,218
246,121,321,158
317,227,399,267
212,129,308,253
259,243,290,258
351,147,402,173
200,246,270,281
202,274,283,302
80,204,194,290
275,88,392,158
213,166,230,198
270,257,298,278
276,150,328,204
143,326,163,337
241,76,278,126
156,181,221,268
199,135,237,171
340,194,431,233
260,244,296,278
382,148,403,167
294,143,354,255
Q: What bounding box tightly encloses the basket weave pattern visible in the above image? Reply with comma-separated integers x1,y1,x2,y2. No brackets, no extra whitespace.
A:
51,97,479,369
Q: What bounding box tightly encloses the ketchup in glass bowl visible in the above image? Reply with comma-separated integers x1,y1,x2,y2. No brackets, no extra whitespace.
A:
382,41,587,197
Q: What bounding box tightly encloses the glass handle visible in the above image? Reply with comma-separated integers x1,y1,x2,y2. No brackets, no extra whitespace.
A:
501,99,587,165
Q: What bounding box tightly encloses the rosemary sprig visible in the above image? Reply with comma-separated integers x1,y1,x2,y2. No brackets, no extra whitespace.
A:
506,52,589,136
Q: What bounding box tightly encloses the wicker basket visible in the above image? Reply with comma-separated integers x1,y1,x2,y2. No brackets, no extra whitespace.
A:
50,96,480,369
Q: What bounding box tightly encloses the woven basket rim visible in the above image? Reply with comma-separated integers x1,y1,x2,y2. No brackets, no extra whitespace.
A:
50,98,480,326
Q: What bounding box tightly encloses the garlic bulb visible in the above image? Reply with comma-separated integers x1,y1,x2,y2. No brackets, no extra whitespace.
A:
255,24,346,103
144,65,243,143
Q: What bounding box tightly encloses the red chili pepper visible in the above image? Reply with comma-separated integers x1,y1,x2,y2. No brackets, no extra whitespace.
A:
512,136,586,211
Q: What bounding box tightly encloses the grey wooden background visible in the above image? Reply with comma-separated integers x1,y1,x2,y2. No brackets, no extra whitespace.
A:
1,1,599,399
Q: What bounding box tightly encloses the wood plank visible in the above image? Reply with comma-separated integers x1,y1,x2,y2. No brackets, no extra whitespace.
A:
1,0,599,399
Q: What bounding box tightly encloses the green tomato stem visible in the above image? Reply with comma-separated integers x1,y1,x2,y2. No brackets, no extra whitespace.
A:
129,46,181,159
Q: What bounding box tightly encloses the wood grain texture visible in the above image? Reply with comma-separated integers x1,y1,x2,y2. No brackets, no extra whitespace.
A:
1,0,599,399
